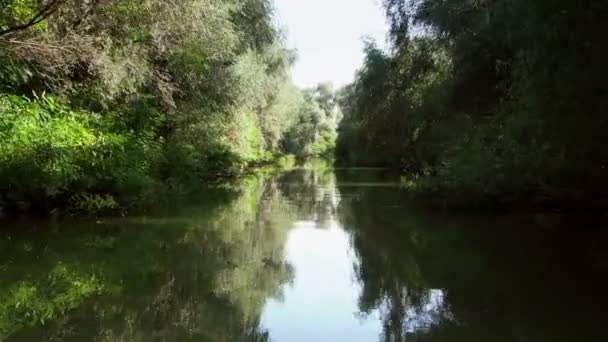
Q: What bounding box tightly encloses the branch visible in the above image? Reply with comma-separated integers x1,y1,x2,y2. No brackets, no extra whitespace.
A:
0,0,63,37
3,38,79,53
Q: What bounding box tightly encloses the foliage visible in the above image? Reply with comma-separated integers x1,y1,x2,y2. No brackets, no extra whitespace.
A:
282,84,338,159
0,0,323,214
0,94,161,213
337,0,608,208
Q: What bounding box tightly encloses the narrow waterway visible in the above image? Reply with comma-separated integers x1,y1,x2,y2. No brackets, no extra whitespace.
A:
1,165,607,341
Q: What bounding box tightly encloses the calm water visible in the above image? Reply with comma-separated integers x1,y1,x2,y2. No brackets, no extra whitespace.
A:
1,165,608,341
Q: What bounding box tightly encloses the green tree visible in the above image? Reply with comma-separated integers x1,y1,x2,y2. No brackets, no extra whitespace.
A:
0,0,312,214
337,0,608,208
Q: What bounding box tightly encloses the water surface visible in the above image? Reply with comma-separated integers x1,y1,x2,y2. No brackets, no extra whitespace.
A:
1,165,608,341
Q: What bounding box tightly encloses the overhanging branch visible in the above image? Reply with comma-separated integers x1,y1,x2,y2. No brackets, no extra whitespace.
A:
0,0,64,37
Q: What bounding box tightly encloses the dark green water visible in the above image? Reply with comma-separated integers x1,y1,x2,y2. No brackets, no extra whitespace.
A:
1,165,608,341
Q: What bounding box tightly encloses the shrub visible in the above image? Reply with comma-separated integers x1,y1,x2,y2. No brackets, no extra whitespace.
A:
0,94,161,213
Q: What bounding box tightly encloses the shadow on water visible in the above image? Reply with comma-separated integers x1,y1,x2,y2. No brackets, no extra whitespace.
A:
1,164,608,341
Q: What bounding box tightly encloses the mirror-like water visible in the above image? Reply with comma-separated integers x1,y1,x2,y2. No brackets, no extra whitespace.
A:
2,164,608,341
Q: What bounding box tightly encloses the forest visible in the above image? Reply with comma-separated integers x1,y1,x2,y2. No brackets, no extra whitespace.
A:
1,0,606,215
0,0,338,215
336,0,608,209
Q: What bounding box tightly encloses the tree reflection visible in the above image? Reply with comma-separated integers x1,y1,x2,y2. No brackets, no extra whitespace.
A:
277,159,338,228
337,168,608,342
0,175,297,341
337,169,453,341
2,167,608,341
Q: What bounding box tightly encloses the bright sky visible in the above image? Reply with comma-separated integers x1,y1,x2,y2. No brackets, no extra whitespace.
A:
274,0,389,89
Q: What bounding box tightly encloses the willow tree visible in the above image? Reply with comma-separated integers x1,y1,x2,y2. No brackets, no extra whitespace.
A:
337,0,608,206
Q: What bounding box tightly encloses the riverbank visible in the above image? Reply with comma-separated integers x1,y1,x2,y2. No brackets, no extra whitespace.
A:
0,0,340,220
398,174,608,213
334,0,606,213
334,161,608,213
0,103,298,220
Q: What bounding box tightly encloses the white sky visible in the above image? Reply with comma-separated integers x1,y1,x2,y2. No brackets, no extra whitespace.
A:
274,0,389,89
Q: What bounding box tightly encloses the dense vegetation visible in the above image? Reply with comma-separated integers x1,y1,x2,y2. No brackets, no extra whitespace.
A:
336,0,608,208
0,0,337,215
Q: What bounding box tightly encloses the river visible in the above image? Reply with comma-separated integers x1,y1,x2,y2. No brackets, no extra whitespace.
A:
1,164,607,341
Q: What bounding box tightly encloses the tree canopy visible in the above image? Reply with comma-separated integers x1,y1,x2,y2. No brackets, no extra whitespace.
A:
336,0,608,208
0,0,336,214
